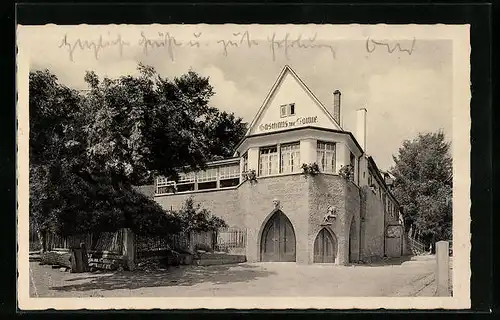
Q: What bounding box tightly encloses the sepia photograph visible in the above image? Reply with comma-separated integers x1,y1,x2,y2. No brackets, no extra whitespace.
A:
16,23,471,310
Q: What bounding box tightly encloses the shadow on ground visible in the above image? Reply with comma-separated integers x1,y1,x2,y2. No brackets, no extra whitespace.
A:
50,263,275,292
347,255,414,267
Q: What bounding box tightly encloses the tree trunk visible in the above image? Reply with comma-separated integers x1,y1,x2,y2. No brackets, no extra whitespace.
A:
38,230,47,253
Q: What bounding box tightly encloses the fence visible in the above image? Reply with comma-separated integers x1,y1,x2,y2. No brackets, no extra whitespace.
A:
38,231,123,253
215,227,247,252
92,230,123,254
134,230,218,260
46,233,93,251
37,227,248,269
409,236,426,255
192,231,215,250
134,232,192,260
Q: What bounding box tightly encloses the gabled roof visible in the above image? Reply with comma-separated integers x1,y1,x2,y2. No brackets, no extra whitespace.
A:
244,65,342,137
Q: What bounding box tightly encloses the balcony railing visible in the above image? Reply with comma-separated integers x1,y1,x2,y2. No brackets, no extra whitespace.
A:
155,161,241,195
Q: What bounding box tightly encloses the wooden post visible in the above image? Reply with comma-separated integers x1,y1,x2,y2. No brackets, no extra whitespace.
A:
80,242,89,272
436,241,450,296
70,250,78,272
122,228,135,271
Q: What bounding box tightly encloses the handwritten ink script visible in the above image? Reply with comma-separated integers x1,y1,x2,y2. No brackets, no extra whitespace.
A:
59,34,130,61
59,31,336,62
366,37,416,55
268,32,336,61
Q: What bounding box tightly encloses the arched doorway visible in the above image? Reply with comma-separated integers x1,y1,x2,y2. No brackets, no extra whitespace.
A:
260,211,296,262
314,228,337,263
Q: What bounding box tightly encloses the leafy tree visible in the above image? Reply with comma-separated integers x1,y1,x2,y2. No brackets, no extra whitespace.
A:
29,70,84,167
82,64,247,185
390,131,452,251
29,70,88,239
29,65,239,246
203,111,248,161
28,69,180,241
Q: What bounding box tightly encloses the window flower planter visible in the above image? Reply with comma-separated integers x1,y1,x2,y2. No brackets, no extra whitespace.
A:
242,169,257,184
301,163,320,177
339,164,355,181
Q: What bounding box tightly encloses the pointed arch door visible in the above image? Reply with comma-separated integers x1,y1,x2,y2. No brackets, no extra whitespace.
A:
314,228,336,263
261,211,296,262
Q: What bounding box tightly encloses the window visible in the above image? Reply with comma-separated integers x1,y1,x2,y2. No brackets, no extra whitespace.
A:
317,141,336,173
259,146,279,176
280,105,287,117
197,168,217,183
197,168,217,190
219,165,240,188
280,143,301,173
177,172,196,192
350,152,355,168
156,176,176,194
280,103,295,118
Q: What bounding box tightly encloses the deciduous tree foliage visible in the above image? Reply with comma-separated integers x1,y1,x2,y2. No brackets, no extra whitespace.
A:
29,65,245,240
176,197,228,235
82,63,247,185
390,131,452,250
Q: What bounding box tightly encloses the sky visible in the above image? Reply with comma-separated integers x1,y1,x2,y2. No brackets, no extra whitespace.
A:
22,24,453,171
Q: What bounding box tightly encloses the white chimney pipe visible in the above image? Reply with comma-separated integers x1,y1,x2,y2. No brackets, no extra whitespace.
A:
333,90,341,125
356,108,367,152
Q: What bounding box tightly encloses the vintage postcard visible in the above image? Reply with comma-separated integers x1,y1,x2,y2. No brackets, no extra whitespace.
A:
17,24,471,310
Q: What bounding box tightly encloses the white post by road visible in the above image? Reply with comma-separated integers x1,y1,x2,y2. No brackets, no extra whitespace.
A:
436,241,450,296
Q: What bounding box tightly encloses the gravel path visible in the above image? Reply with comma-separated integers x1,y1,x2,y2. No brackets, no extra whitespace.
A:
30,255,440,297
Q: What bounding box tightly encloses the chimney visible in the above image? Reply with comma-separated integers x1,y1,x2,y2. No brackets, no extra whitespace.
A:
333,90,341,125
356,108,367,152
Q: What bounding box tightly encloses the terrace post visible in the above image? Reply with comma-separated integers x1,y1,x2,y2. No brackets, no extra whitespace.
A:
216,167,221,189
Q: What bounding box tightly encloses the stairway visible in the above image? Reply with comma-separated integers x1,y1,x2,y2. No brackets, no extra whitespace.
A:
409,237,426,255
193,252,246,266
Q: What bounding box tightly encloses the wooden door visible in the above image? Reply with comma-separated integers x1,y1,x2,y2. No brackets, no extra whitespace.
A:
314,229,336,263
261,211,296,262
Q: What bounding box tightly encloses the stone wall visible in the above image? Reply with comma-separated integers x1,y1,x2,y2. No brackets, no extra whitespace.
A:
345,181,361,263
240,174,310,263
360,186,385,262
154,188,243,227
308,174,347,265
153,172,388,266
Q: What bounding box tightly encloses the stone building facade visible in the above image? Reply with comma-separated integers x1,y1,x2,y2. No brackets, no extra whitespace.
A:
153,65,407,265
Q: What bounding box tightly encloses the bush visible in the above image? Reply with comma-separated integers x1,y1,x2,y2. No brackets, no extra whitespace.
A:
177,197,228,234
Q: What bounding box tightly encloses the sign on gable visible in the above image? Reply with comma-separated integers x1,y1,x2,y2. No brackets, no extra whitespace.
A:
258,116,318,132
